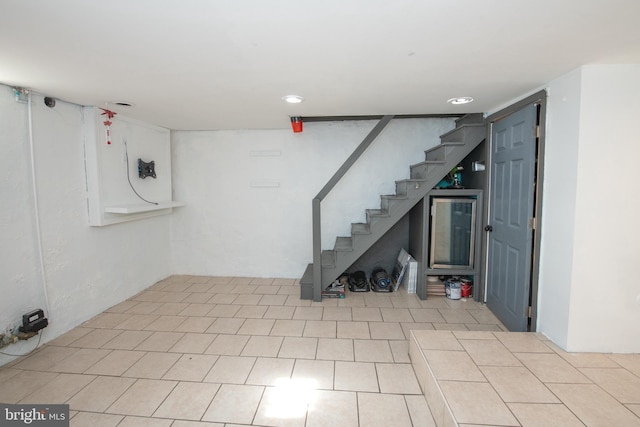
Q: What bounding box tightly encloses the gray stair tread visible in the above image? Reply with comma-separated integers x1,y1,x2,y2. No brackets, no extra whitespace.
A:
321,251,335,267
351,223,370,234
366,208,389,216
335,236,353,251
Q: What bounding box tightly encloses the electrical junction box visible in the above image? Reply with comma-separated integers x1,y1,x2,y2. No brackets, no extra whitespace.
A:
19,309,48,333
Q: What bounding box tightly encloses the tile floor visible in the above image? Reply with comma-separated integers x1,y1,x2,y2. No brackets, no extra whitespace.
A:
0,275,506,427
410,330,640,427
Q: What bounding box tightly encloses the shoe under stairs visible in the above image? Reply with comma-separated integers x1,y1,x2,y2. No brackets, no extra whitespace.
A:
300,114,486,300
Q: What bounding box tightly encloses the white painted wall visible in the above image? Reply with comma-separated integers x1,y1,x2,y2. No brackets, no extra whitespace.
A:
536,65,640,352
0,85,173,365
170,118,455,278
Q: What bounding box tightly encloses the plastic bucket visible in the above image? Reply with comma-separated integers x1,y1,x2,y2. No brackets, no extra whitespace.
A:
461,282,472,298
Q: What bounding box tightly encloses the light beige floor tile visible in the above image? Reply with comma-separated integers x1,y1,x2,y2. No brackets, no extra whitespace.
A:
173,317,215,333
232,294,262,305
547,383,640,427
135,331,185,352
108,378,177,416
205,334,249,356
390,340,411,363
292,306,324,320
235,305,268,318
369,322,406,340
418,297,451,309
291,359,334,390
401,322,435,338
628,404,640,417
337,321,371,339
206,294,237,305
246,357,295,386
480,366,560,403
608,354,640,376
508,403,586,427
380,308,414,322
409,308,445,323
237,318,275,335
207,304,241,318
251,278,275,286
322,307,352,321
67,376,136,412
70,412,124,427
515,352,591,383
460,338,522,367
550,344,621,368
432,323,469,331
205,318,245,334
437,309,478,324
270,319,306,337
390,295,424,309
162,354,219,381
102,330,154,350
0,370,59,403
405,395,437,427
168,332,217,353
351,307,382,322
115,314,160,329
12,345,79,371
334,361,379,392
303,320,337,338
153,381,220,420
354,339,393,362
358,392,413,427
157,291,191,303
253,385,309,427
306,389,358,427
376,363,422,394
202,383,264,424
123,352,181,379
204,355,256,384
440,381,519,426
178,303,215,317
494,332,554,353
84,350,145,376
106,300,140,313
278,337,318,359
69,329,123,348
424,349,486,382
580,367,640,404
465,323,504,331
263,306,296,319
116,416,173,426
413,331,464,350
143,315,187,332
50,348,111,373
82,312,133,329
46,327,94,347
285,295,312,307
151,302,190,315
363,294,394,308
254,285,280,295
316,338,354,361
171,421,225,427
466,309,504,325
18,372,96,404
258,294,288,305
241,335,284,357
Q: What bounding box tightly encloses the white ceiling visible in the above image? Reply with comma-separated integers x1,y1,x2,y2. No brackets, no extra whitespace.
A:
1,0,639,130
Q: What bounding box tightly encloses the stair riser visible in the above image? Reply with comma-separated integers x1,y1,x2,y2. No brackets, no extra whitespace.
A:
440,125,486,143
410,163,443,180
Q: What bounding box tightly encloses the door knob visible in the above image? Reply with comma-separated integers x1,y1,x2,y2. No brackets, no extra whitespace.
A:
484,225,493,232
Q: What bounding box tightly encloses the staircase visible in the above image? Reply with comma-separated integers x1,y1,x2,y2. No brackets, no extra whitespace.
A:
300,114,486,300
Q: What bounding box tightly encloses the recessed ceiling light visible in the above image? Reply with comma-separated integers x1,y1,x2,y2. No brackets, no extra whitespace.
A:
282,95,304,104
447,97,474,105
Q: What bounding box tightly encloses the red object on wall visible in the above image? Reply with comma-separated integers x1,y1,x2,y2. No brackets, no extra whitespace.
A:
290,116,303,133
100,108,117,145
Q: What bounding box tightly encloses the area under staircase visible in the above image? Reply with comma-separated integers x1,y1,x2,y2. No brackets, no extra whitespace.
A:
300,114,486,301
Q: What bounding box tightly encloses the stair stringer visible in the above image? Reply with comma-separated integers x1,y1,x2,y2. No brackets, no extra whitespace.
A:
301,118,486,300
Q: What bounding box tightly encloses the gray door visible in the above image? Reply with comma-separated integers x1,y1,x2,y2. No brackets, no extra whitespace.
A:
486,104,537,331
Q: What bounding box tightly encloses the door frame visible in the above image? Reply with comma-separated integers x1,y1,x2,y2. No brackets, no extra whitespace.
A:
481,90,547,331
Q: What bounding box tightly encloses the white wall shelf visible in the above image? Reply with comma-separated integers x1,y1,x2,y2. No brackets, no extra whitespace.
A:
104,201,185,214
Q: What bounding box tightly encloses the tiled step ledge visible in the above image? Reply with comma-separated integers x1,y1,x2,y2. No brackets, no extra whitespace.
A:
409,329,640,427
